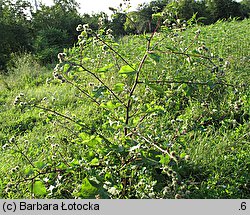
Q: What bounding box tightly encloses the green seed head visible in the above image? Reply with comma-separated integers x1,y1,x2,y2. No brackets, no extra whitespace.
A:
170,151,176,157
9,137,15,143
175,194,182,199
76,24,83,31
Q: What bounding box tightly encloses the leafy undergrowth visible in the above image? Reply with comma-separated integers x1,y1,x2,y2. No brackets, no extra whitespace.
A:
0,19,249,199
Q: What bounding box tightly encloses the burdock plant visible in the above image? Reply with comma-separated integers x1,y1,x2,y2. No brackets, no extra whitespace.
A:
12,5,236,199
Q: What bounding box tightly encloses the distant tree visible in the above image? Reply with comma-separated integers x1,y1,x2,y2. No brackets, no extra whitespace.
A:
240,0,250,18
32,0,82,44
176,0,210,24
0,0,32,71
124,0,169,34
33,27,69,64
206,0,243,22
110,12,127,36
31,0,82,63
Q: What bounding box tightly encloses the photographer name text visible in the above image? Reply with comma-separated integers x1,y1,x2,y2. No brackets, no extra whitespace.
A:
2,201,99,212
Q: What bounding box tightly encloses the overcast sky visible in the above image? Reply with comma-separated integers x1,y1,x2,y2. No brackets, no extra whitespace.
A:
37,0,152,14
35,0,243,15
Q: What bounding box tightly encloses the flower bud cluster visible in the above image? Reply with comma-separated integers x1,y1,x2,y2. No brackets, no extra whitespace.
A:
98,13,107,27
76,24,92,35
79,39,87,47
9,136,15,143
175,194,182,199
11,166,19,173
2,143,9,150
197,45,209,53
106,28,114,40
76,24,93,47
53,64,65,83
57,52,66,63
53,71,65,83
13,93,26,106
76,24,90,32
163,18,186,31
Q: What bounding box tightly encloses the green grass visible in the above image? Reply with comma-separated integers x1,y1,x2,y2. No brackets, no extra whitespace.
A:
0,19,249,199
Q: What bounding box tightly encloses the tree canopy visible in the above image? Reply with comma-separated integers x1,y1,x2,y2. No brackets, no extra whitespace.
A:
0,0,249,71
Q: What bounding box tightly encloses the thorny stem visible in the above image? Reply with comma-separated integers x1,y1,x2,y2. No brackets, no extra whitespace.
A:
121,20,161,197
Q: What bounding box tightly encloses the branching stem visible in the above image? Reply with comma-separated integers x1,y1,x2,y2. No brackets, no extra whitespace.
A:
78,64,127,107
124,19,161,135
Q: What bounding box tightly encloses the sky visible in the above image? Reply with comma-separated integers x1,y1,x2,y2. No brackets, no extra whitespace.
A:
37,0,152,15
35,0,243,16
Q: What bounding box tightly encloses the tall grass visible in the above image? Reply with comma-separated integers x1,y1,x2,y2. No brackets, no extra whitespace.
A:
0,19,249,198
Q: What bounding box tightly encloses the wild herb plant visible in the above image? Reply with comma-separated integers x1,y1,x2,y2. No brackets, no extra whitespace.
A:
6,13,249,199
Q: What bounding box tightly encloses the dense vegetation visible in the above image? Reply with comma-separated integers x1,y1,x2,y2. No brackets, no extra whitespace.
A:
1,18,249,198
0,0,249,199
1,0,250,70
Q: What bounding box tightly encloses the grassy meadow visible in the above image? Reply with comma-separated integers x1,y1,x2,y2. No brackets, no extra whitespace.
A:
0,19,249,199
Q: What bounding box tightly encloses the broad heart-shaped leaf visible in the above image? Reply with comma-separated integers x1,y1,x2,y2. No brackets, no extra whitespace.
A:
90,157,99,166
32,181,47,196
24,167,34,177
96,63,114,73
113,83,125,92
79,132,102,147
78,177,98,198
148,53,161,64
145,80,165,94
157,154,170,165
118,65,136,75
100,101,121,109
34,160,46,170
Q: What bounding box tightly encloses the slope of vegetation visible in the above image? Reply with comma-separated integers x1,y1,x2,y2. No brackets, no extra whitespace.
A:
0,19,249,199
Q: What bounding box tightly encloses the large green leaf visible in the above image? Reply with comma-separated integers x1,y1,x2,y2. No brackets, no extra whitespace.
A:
148,53,161,64
79,177,98,198
100,101,121,109
24,167,34,177
157,154,170,165
34,161,46,170
33,181,47,196
113,83,125,92
90,158,99,166
79,133,102,147
118,65,136,75
92,86,107,98
145,81,165,94
96,64,114,73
